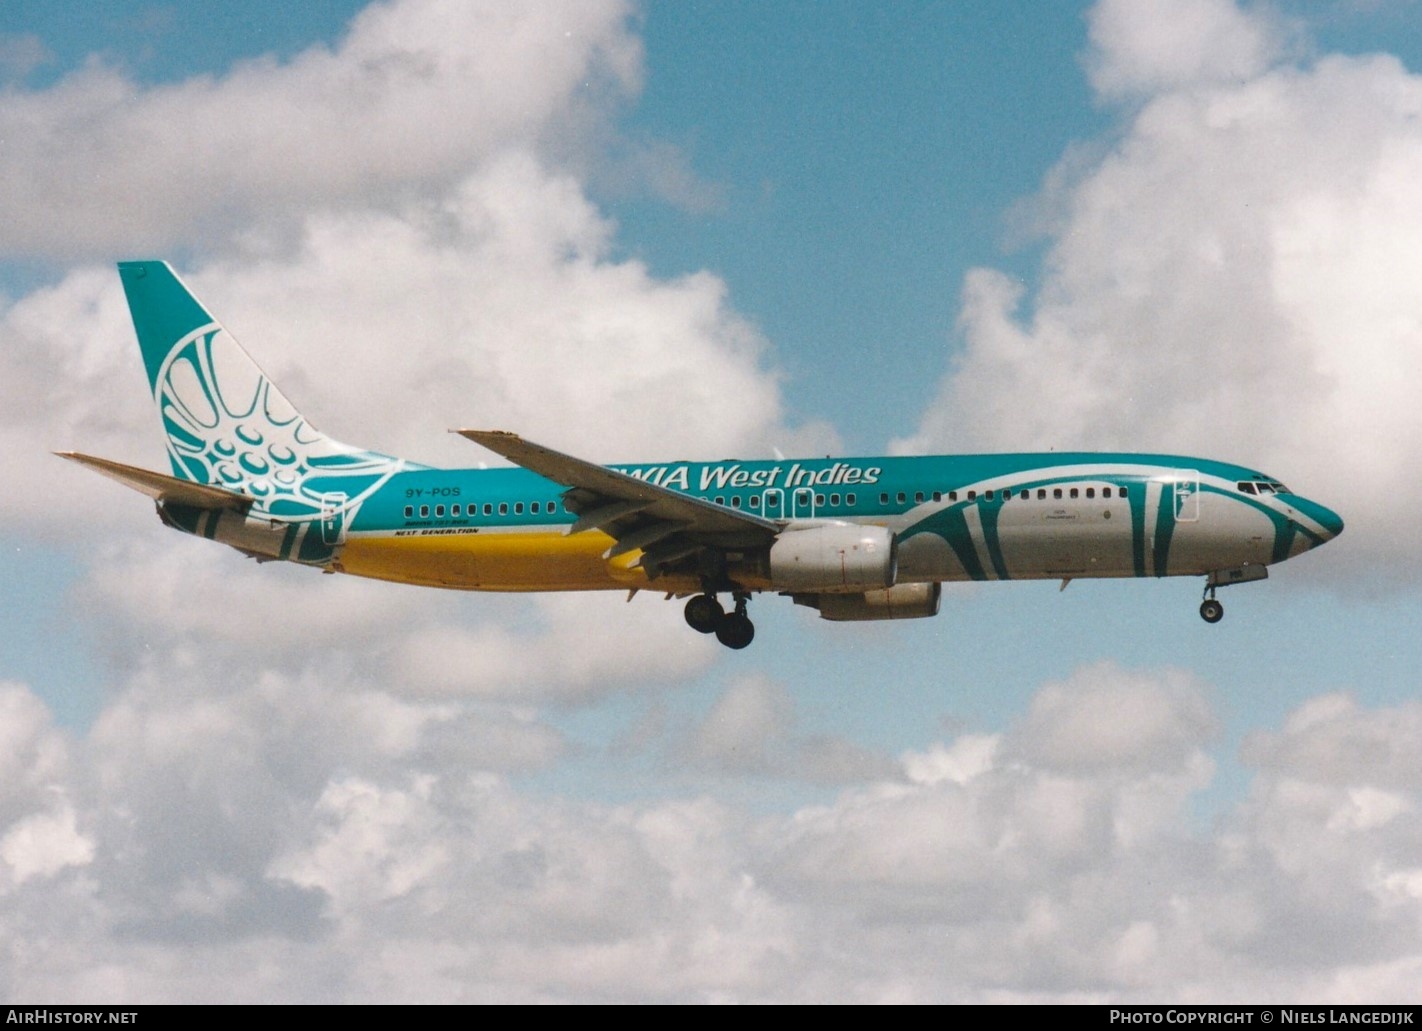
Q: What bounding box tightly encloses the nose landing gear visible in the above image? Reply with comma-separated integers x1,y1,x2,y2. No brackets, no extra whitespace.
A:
684,591,755,649
1198,565,1268,624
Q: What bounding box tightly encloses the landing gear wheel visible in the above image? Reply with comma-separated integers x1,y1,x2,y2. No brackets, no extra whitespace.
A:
684,594,724,634
714,612,755,650
1200,599,1224,624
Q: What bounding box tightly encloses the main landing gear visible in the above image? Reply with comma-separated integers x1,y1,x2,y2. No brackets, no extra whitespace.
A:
684,592,755,649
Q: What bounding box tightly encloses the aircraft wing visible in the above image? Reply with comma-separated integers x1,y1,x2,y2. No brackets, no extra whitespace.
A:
56,452,254,513
456,430,780,575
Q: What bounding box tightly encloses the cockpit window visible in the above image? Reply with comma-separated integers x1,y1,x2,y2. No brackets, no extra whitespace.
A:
1238,479,1291,496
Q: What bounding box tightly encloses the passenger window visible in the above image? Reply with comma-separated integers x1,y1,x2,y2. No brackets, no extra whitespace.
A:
498,503,508,516
514,503,523,514
949,491,958,502
896,492,906,504
914,492,924,504
531,502,540,514
1020,489,1029,500
715,496,725,506
880,493,889,505
435,505,445,517
452,504,461,517
420,505,430,518
1119,485,1129,499
483,503,492,516
816,494,826,506
846,493,856,506
830,494,841,506
1085,488,1095,499
1101,488,1111,499
404,505,413,518
931,491,941,503
1053,488,1062,500
1070,488,1079,499
1037,489,1046,500
750,495,761,508
986,490,995,501
968,491,977,501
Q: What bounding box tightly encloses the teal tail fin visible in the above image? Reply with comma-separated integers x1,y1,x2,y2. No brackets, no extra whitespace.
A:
117,261,410,520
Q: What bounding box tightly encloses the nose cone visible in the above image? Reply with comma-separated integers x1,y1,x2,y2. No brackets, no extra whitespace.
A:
1291,496,1344,545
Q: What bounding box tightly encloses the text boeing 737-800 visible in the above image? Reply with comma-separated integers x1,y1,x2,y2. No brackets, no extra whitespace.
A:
58,261,1344,649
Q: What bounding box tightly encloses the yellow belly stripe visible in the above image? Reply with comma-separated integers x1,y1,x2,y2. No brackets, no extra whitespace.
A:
335,529,699,594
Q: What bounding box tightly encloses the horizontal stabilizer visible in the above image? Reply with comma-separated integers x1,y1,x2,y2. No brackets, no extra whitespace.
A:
56,452,253,512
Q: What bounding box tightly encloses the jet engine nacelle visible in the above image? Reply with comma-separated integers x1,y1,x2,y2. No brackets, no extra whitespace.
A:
768,524,896,592
792,582,942,622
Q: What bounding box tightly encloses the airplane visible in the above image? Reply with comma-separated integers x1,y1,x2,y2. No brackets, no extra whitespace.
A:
58,261,1344,649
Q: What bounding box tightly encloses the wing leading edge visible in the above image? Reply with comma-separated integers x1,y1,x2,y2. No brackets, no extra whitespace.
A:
455,430,780,578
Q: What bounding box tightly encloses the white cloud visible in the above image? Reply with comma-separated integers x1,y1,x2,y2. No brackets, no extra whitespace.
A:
764,671,1422,1001
268,774,450,913
0,805,94,886
1241,692,1422,790
0,682,91,892
681,675,899,783
0,682,71,808
1012,661,1218,774
389,592,719,702
901,3,1421,579
1086,0,1292,100
3,653,1422,1000
903,735,999,786
686,675,793,772
201,153,798,465
0,0,641,259
67,533,710,712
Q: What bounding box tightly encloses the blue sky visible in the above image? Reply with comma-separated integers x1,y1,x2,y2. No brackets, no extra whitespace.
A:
2,0,1421,1003
615,2,1110,441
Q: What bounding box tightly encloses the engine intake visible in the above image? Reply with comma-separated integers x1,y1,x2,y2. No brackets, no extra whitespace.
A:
769,524,896,592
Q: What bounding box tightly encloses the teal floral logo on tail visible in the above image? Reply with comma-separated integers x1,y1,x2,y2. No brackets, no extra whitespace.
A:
155,323,404,521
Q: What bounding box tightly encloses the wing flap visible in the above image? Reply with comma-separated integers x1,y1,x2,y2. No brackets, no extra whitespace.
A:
56,452,253,513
